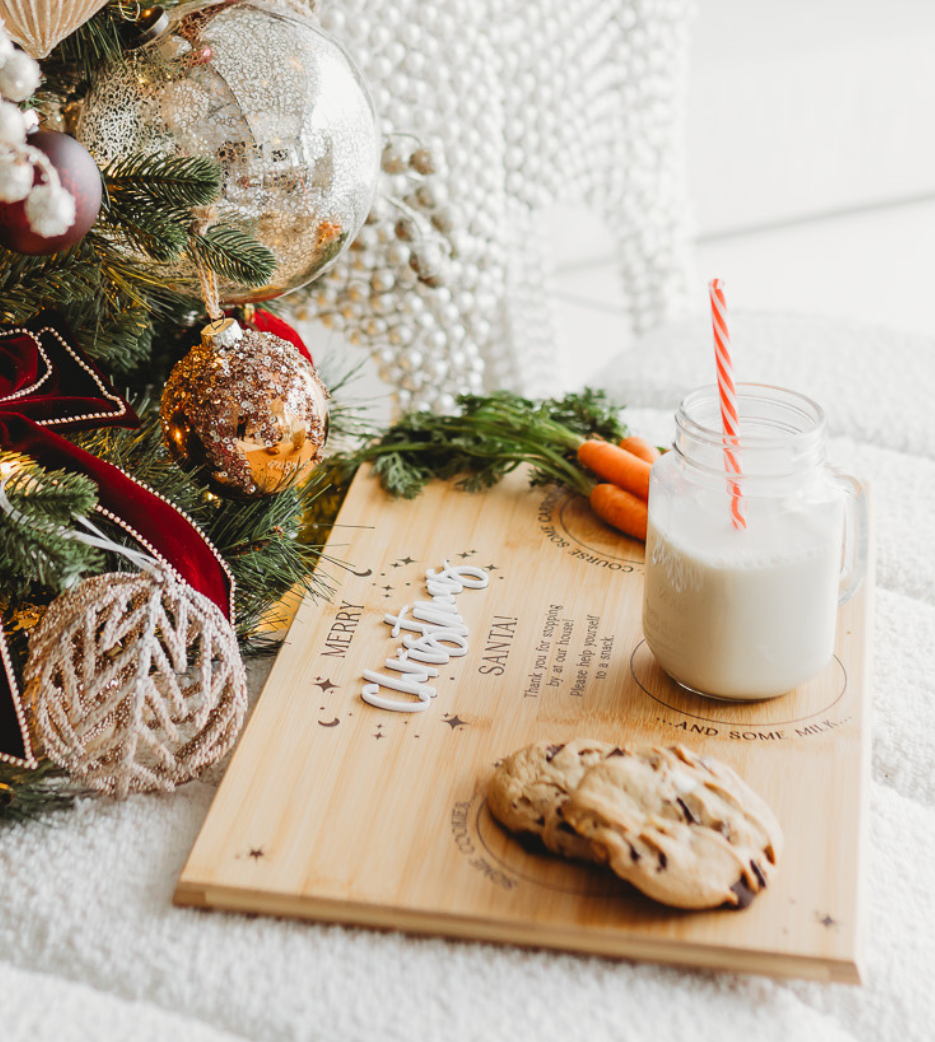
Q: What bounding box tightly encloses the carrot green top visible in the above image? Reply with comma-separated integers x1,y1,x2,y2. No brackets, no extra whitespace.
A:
340,389,629,500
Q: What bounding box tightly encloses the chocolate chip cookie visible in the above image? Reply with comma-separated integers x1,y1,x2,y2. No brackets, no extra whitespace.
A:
486,738,620,859
488,740,782,910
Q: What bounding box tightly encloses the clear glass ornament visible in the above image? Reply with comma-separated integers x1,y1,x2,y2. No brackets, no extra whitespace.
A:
76,0,381,304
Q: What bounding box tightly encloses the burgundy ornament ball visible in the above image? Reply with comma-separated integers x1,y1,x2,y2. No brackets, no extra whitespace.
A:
0,130,102,254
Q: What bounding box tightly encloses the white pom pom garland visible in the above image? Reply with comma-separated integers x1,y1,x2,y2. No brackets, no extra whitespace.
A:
0,19,79,239
0,48,41,101
0,152,32,201
23,179,75,236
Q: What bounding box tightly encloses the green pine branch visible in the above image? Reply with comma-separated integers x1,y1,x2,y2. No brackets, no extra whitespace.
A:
73,404,215,529
38,6,128,89
102,153,221,211
97,201,188,263
98,154,223,263
0,456,102,592
0,760,83,823
74,306,155,374
0,245,101,323
187,225,277,288
206,474,339,642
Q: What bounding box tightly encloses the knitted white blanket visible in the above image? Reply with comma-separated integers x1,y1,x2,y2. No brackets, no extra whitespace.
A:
1,313,930,1042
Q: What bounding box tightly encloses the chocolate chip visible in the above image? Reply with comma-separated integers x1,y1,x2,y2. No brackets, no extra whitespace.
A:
545,744,565,761
750,859,767,889
675,797,696,824
535,815,545,826
514,831,549,855
729,879,757,909
608,747,627,758
657,851,668,871
558,822,576,835
626,841,641,863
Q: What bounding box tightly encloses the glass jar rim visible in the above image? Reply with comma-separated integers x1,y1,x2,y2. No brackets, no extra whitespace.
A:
673,383,828,481
677,383,826,447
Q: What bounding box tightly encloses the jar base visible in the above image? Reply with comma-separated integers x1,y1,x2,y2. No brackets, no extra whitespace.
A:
670,677,793,704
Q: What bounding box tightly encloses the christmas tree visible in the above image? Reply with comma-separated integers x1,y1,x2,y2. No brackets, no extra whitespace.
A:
0,3,373,814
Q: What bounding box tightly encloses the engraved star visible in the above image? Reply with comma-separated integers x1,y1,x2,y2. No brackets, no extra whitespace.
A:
484,564,499,572
313,678,339,693
381,584,393,591
818,913,837,928
248,848,265,860
390,561,403,568
442,714,468,729
457,550,475,559
373,731,386,740
399,556,416,565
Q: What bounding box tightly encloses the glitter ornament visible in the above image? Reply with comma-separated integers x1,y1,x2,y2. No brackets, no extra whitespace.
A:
161,316,330,497
27,568,248,800
76,0,381,304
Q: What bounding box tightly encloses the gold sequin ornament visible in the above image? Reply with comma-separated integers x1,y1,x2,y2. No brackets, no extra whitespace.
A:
161,317,330,497
26,568,247,800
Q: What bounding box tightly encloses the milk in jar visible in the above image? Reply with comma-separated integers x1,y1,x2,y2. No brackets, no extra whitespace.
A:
641,385,866,702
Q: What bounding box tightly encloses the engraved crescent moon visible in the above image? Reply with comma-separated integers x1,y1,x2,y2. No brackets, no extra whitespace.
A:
318,717,341,727
331,561,373,577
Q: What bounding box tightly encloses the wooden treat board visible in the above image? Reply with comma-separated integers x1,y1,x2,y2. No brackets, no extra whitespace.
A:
176,468,872,983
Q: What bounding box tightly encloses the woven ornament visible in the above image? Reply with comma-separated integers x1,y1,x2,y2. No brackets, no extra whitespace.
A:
26,568,247,799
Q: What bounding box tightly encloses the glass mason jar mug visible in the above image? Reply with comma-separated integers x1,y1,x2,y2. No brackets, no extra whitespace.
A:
641,384,867,701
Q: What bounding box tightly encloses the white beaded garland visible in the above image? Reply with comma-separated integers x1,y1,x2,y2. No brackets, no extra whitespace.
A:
289,0,691,413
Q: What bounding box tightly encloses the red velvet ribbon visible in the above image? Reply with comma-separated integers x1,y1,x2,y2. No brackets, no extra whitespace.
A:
0,315,235,768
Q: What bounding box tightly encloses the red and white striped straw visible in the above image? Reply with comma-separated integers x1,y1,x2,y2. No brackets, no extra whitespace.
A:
709,279,746,529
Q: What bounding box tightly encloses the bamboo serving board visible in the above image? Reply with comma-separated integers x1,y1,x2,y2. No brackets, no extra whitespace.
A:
176,468,872,983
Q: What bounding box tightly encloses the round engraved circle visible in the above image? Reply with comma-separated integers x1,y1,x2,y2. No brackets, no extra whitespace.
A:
541,489,644,565
629,640,848,729
474,798,620,897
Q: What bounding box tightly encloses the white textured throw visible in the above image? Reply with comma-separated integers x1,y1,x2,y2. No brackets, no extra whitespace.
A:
0,313,931,1041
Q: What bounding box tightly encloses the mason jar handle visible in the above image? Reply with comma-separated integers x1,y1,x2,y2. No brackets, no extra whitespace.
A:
830,469,868,605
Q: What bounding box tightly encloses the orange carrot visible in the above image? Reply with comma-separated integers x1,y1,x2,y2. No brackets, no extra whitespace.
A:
619,435,660,465
577,440,652,500
589,483,648,542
